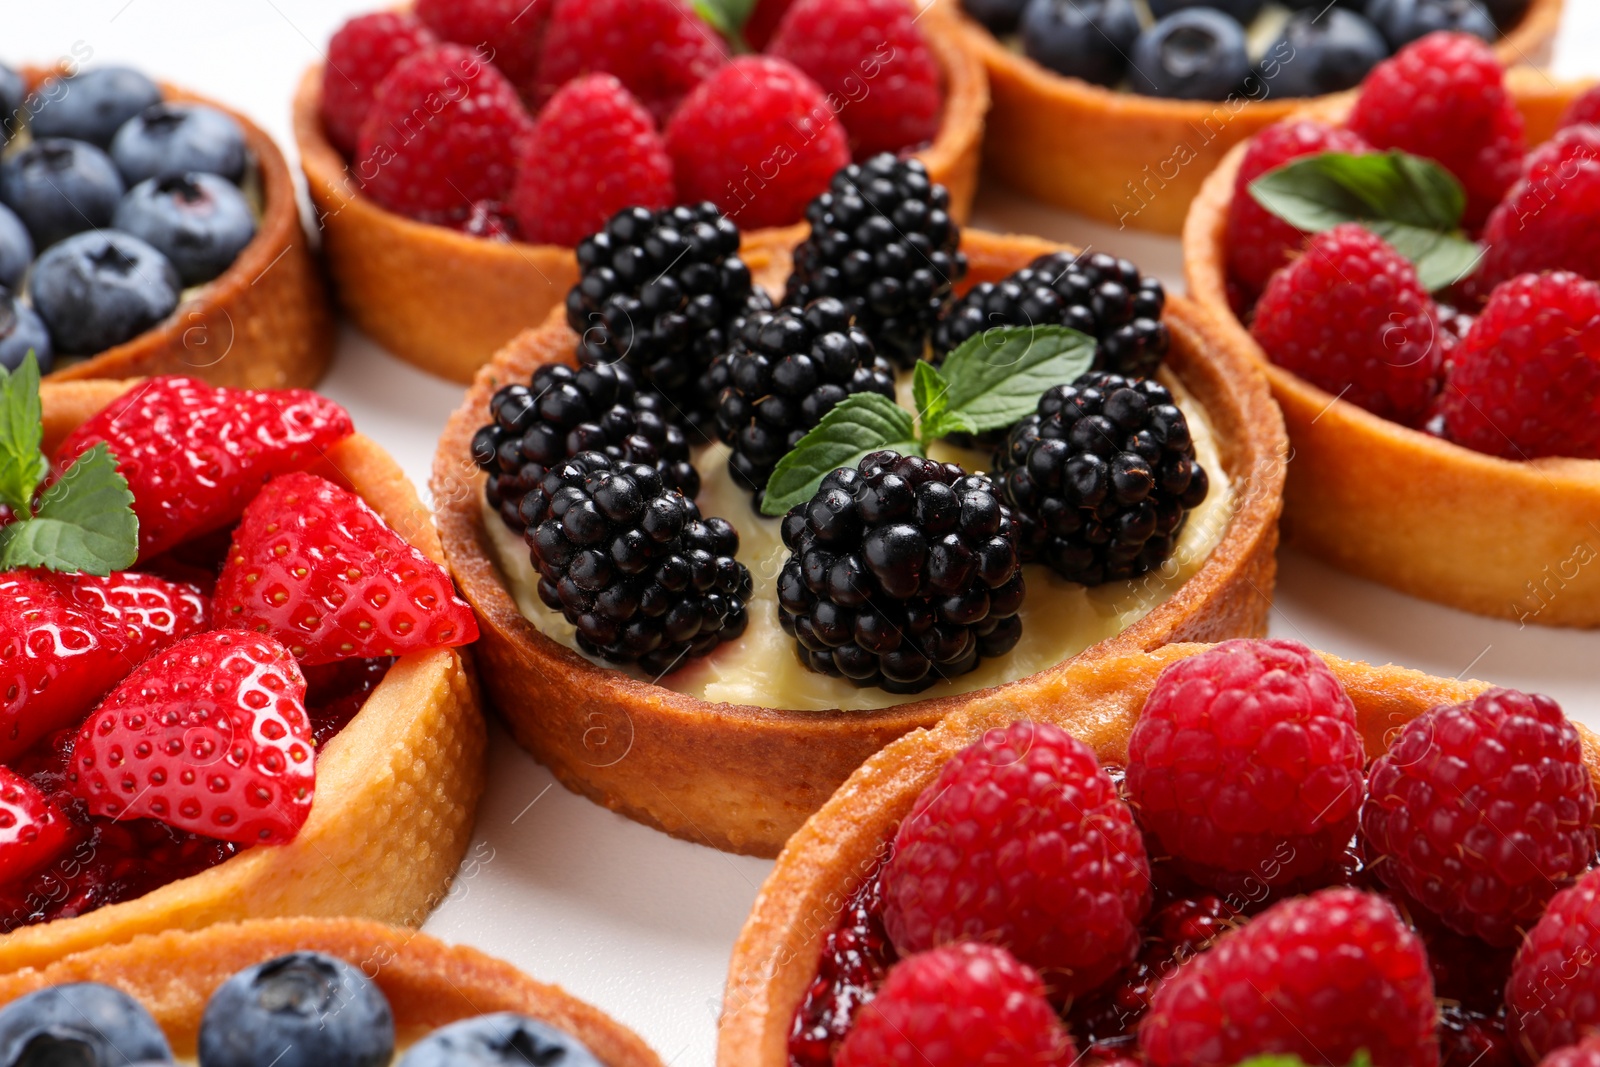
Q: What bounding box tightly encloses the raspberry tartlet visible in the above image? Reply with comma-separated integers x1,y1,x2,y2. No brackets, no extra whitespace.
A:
1185,39,1600,626
0,918,659,1066
8,62,333,388
291,0,988,382
945,0,1562,233
0,372,484,973
431,161,1285,856
721,639,1600,1066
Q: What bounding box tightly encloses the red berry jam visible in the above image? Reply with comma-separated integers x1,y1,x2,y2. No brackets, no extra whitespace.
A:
789,861,897,1067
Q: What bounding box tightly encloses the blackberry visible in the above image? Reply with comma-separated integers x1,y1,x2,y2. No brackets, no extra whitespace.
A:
777,451,1025,694
471,362,696,535
932,251,1169,379
996,371,1210,586
525,453,753,675
566,203,766,430
783,154,965,369
704,298,897,498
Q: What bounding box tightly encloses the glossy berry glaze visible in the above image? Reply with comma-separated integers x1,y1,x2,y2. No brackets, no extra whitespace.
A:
0,649,388,935
788,766,1535,1067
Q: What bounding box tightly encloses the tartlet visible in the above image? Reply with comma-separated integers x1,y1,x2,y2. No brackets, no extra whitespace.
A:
0,379,487,974
0,917,661,1066
430,228,1286,858
25,70,335,389
1184,69,1600,628
289,4,988,384
717,641,1600,1066
944,0,1564,235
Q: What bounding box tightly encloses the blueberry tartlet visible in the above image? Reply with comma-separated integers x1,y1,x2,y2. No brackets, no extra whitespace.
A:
433,160,1285,856
0,61,332,388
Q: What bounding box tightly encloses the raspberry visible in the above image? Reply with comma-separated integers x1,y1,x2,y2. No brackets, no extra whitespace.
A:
1138,888,1438,1067
664,56,850,230
1461,127,1600,302
1250,223,1445,426
1538,1037,1600,1067
789,865,898,1067
1560,86,1600,132
835,943,1075,1067
882,722,1151,996
1127,639,1365,896
745,0,800,49
414,0,551,97
509,74,673,247
768,0,942,160
1347,32,1525,230
1439,1006,1518,1067
1506,869,1600,1060
1436,272,1600,459
320,13,436,156
535,0,727,126
356,44,533,223
1362,687,1596,946
1225,120,1374,298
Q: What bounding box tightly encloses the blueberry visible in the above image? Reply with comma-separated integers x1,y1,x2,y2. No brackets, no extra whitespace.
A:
110,103,249,187
0,204,33,291
397,1013,603,1067
29,231,181,354
0,139,125,251
961,0,1032,34
1262,8,1389,97
1020,0,1141,88
1128,9,1251,101
113,173,256,286
0,292,53,373
30,66,163,148
0,64,22,143
1365,0,1494,49
0,982,173,1067
1150,0,1266,25
198,952,394,1067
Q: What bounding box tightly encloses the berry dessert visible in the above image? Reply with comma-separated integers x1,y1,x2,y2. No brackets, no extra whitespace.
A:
945,0,1560,233
1184,34,1600,626
0,59,331,387
722,639,1600,1067
0,918,662,1066
432,167,1285,855
0,363,484,973
294,0,987,382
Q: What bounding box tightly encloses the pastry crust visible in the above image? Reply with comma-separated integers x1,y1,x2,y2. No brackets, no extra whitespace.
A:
289,3,988,384
430,229,1286,858
0,918,661,1066
1183,70,1600,627
718,642,1600,1067
946,0,1564,234
0,381,488,973
27,71,335,389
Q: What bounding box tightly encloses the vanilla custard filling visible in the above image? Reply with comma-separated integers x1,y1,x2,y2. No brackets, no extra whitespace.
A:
484,372,1233,712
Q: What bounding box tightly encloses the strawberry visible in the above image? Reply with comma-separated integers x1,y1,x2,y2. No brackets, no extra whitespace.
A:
69,630,315,846
0,570,209,762
213,472,477,665
53,376,354,562
0,766,71,885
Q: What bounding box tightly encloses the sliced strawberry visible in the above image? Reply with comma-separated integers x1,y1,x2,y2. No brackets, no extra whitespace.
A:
0,766,71,886
53,376,355,562
0,570,209,762
69,630,315,846
214,472,478,665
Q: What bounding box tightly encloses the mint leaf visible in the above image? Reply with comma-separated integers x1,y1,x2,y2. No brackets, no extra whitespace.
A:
692,0,757,44
0,351,47,514
760,393,921,517
1248,150,1482,291
0,443,137,575
912,359,948,426
938,325,1096,433
1234,1053,1372,1067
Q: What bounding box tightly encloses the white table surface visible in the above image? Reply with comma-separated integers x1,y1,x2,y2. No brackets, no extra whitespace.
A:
10,4,1600,1064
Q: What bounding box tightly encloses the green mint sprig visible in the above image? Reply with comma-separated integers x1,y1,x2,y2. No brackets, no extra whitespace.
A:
1248,149,1482,291
760,324,1094,516
0,352,138,575
692,0,758,49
